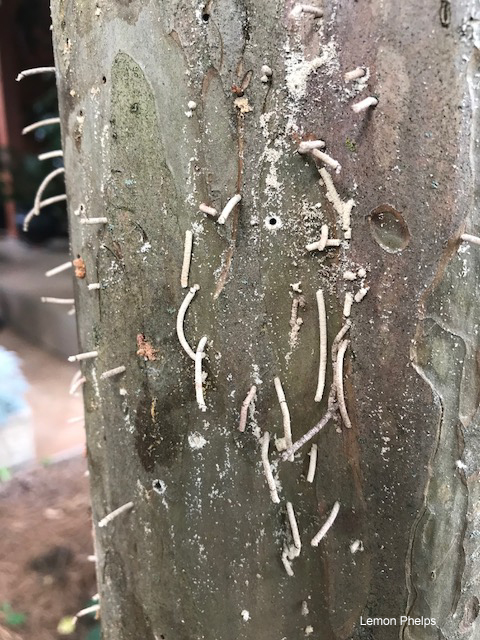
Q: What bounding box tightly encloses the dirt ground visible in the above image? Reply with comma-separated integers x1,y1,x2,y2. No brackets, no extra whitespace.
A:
0,457,97,640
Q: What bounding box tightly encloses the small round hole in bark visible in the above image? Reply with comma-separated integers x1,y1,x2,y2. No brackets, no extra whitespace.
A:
202,1,212,22
264,215,282,231
152,479,166,495
368,204,410,253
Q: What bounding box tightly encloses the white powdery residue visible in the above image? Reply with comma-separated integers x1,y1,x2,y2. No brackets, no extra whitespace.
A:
99,123,110,195
191,221,204,235
215,463,225,482
90,367,101,401
190,533,207,562
284,39,338,102
103,258,122,287
188,432,207,449
287,293,305,362
213,251,227,282
259,111,275,139
300,198,323,227
224,440,233,476
214,441,233,482
297,198,325,252
208,487,221,500
259,132,287,217
286,54,323,101
270,458,283,494
264,146,283,193
140,241,151,253
241,610,250,622
380,435,391,460
249,186,261,232
185,154,198,207
252,364,263,385
121,393,134,434
136,479,150,501
460,255,470,278
194,5,204,23
248,397,260,440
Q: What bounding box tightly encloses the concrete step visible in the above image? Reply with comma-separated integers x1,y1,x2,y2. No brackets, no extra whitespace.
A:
0,328,85,463
0,238,78,359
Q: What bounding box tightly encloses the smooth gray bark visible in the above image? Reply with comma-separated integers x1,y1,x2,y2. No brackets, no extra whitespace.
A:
51,0,480,638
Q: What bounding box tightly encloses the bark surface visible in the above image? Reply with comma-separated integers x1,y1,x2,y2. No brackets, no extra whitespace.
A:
50,0,480,638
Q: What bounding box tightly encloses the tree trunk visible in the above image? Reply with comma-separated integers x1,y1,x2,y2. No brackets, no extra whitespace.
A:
50,0,480,638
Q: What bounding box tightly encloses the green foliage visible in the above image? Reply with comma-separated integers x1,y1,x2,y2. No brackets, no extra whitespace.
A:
0,75,68,239
1,602,27,627
0,467,11,482
1,80,60,209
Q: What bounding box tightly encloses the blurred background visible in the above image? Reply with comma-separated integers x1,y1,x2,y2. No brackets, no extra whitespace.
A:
0,2,96,638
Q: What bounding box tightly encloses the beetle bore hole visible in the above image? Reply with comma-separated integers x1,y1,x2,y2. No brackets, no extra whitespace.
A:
202,1,212,21
264,215,282,231
152,479,166,495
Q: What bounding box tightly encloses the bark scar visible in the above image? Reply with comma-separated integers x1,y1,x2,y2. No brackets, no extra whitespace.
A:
213,110,244,300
